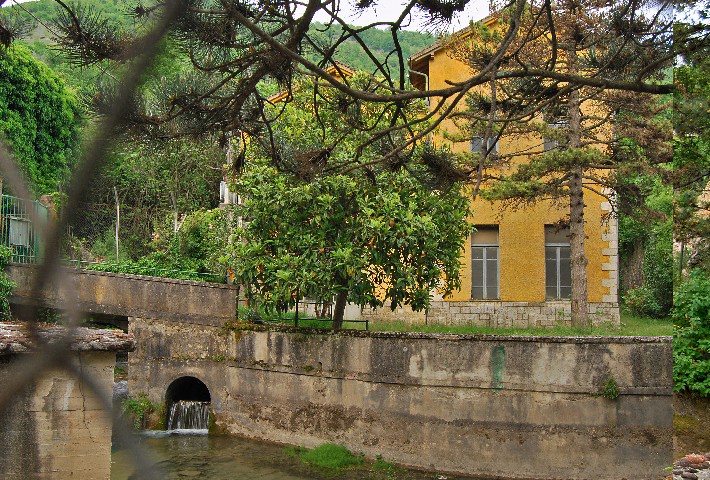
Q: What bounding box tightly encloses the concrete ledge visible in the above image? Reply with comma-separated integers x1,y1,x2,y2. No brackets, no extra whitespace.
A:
0,351,116,479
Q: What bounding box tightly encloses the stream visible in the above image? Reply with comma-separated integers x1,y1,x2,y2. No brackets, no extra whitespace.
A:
110,430,480,480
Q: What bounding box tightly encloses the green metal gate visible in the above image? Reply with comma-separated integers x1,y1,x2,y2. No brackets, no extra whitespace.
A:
0,194,48,263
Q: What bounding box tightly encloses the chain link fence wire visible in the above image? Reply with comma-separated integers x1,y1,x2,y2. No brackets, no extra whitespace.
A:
60,200,225,282
63,202,119,262
0,3,189,478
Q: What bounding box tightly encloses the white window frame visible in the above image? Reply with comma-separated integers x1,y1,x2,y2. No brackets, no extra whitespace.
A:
543,120,568,152
470,135,498,155
471,227,500,300
545,242,572,300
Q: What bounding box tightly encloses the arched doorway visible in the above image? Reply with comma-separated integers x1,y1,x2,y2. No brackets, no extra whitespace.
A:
165,376,211,431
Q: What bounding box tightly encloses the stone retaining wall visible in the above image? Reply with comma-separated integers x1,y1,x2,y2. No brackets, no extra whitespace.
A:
425,300,620,327
129,319,671,480
359,300,620,327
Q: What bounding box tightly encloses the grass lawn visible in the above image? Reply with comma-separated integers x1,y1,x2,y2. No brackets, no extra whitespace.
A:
369,310,672,336
263,309,673,336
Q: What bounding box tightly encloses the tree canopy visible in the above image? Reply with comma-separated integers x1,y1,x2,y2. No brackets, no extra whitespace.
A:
227,165,471,327
1,0,691,182
0,43,81,194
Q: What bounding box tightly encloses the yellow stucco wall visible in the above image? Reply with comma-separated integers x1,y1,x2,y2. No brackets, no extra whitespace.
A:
419,32,615,305
450,193,611,303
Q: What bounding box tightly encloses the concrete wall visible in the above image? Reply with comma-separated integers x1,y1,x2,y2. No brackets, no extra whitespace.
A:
0,351,115,479
129,318,672,480
7,263,238,325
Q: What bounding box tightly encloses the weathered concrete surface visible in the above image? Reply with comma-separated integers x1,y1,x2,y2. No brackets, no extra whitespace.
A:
129,319,673,480
7,263,237,325
0,322,136,353
0,325,134,480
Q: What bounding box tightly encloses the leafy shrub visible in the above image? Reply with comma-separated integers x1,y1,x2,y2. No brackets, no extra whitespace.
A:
0,245,16,320
121,393,156,429
624,285,663,317
673,270,710,396
86,208,233,283
89,228,133,263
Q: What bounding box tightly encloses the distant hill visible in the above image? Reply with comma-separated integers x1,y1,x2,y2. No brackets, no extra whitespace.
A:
9,1,434,84
308,22,433,77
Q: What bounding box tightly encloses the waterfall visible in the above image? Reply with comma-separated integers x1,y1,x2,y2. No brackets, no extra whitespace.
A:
167,400,210,431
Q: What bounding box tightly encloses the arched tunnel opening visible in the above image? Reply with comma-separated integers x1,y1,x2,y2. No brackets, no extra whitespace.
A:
165,376,211,431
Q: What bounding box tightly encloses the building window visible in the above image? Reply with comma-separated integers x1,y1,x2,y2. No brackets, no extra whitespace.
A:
472,226,499,300
543,120,568,152
545,225,571,300
471,135,498,155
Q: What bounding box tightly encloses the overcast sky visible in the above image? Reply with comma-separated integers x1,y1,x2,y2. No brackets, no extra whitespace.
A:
314,1,490,33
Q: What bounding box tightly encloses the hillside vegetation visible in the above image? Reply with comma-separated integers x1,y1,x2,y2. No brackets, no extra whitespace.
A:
10,1,433,85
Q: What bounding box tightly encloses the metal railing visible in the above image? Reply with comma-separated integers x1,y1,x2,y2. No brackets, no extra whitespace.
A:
0,194,48,264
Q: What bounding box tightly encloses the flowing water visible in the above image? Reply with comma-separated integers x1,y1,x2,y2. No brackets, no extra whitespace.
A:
110,430,481,480
166,400,210,431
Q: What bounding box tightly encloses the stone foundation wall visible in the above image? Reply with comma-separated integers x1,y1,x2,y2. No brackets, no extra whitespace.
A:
130,318,671,480
426,300,620,327
359,300,620,327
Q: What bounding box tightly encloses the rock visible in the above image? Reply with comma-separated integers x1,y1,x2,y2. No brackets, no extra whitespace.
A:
178,471,201,477
681,473,698,480
113,380,128,403
678,460,692,468
675,470,685,475
697,462,710,470
688,468,699,473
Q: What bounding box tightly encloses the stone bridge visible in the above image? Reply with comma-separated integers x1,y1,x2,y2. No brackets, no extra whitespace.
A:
6,263,238,325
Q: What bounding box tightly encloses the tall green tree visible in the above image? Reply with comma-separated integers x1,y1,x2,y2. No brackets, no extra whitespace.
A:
224,72,471,328
674,51,710,272
227,165,471,328
0,44,81,194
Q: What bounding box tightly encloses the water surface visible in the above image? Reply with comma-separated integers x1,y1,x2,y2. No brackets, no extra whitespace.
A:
111,430,480,480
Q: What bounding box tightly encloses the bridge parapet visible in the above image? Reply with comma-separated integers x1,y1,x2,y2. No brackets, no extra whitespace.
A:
6,263,237,325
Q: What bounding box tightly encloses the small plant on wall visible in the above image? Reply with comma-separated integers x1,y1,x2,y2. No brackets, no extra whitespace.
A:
598,377,620,400
0,245,16,320
121,393,159,429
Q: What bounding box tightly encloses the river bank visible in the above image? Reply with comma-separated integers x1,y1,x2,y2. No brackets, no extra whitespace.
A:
674,395,710,460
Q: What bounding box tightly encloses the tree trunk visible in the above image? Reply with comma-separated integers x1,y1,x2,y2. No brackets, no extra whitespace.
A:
620,238,645,294
332,291,347,329
567,40,590,328
569,163,589,328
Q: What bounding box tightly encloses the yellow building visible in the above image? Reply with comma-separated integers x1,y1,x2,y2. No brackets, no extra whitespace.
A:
398,21,620,327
